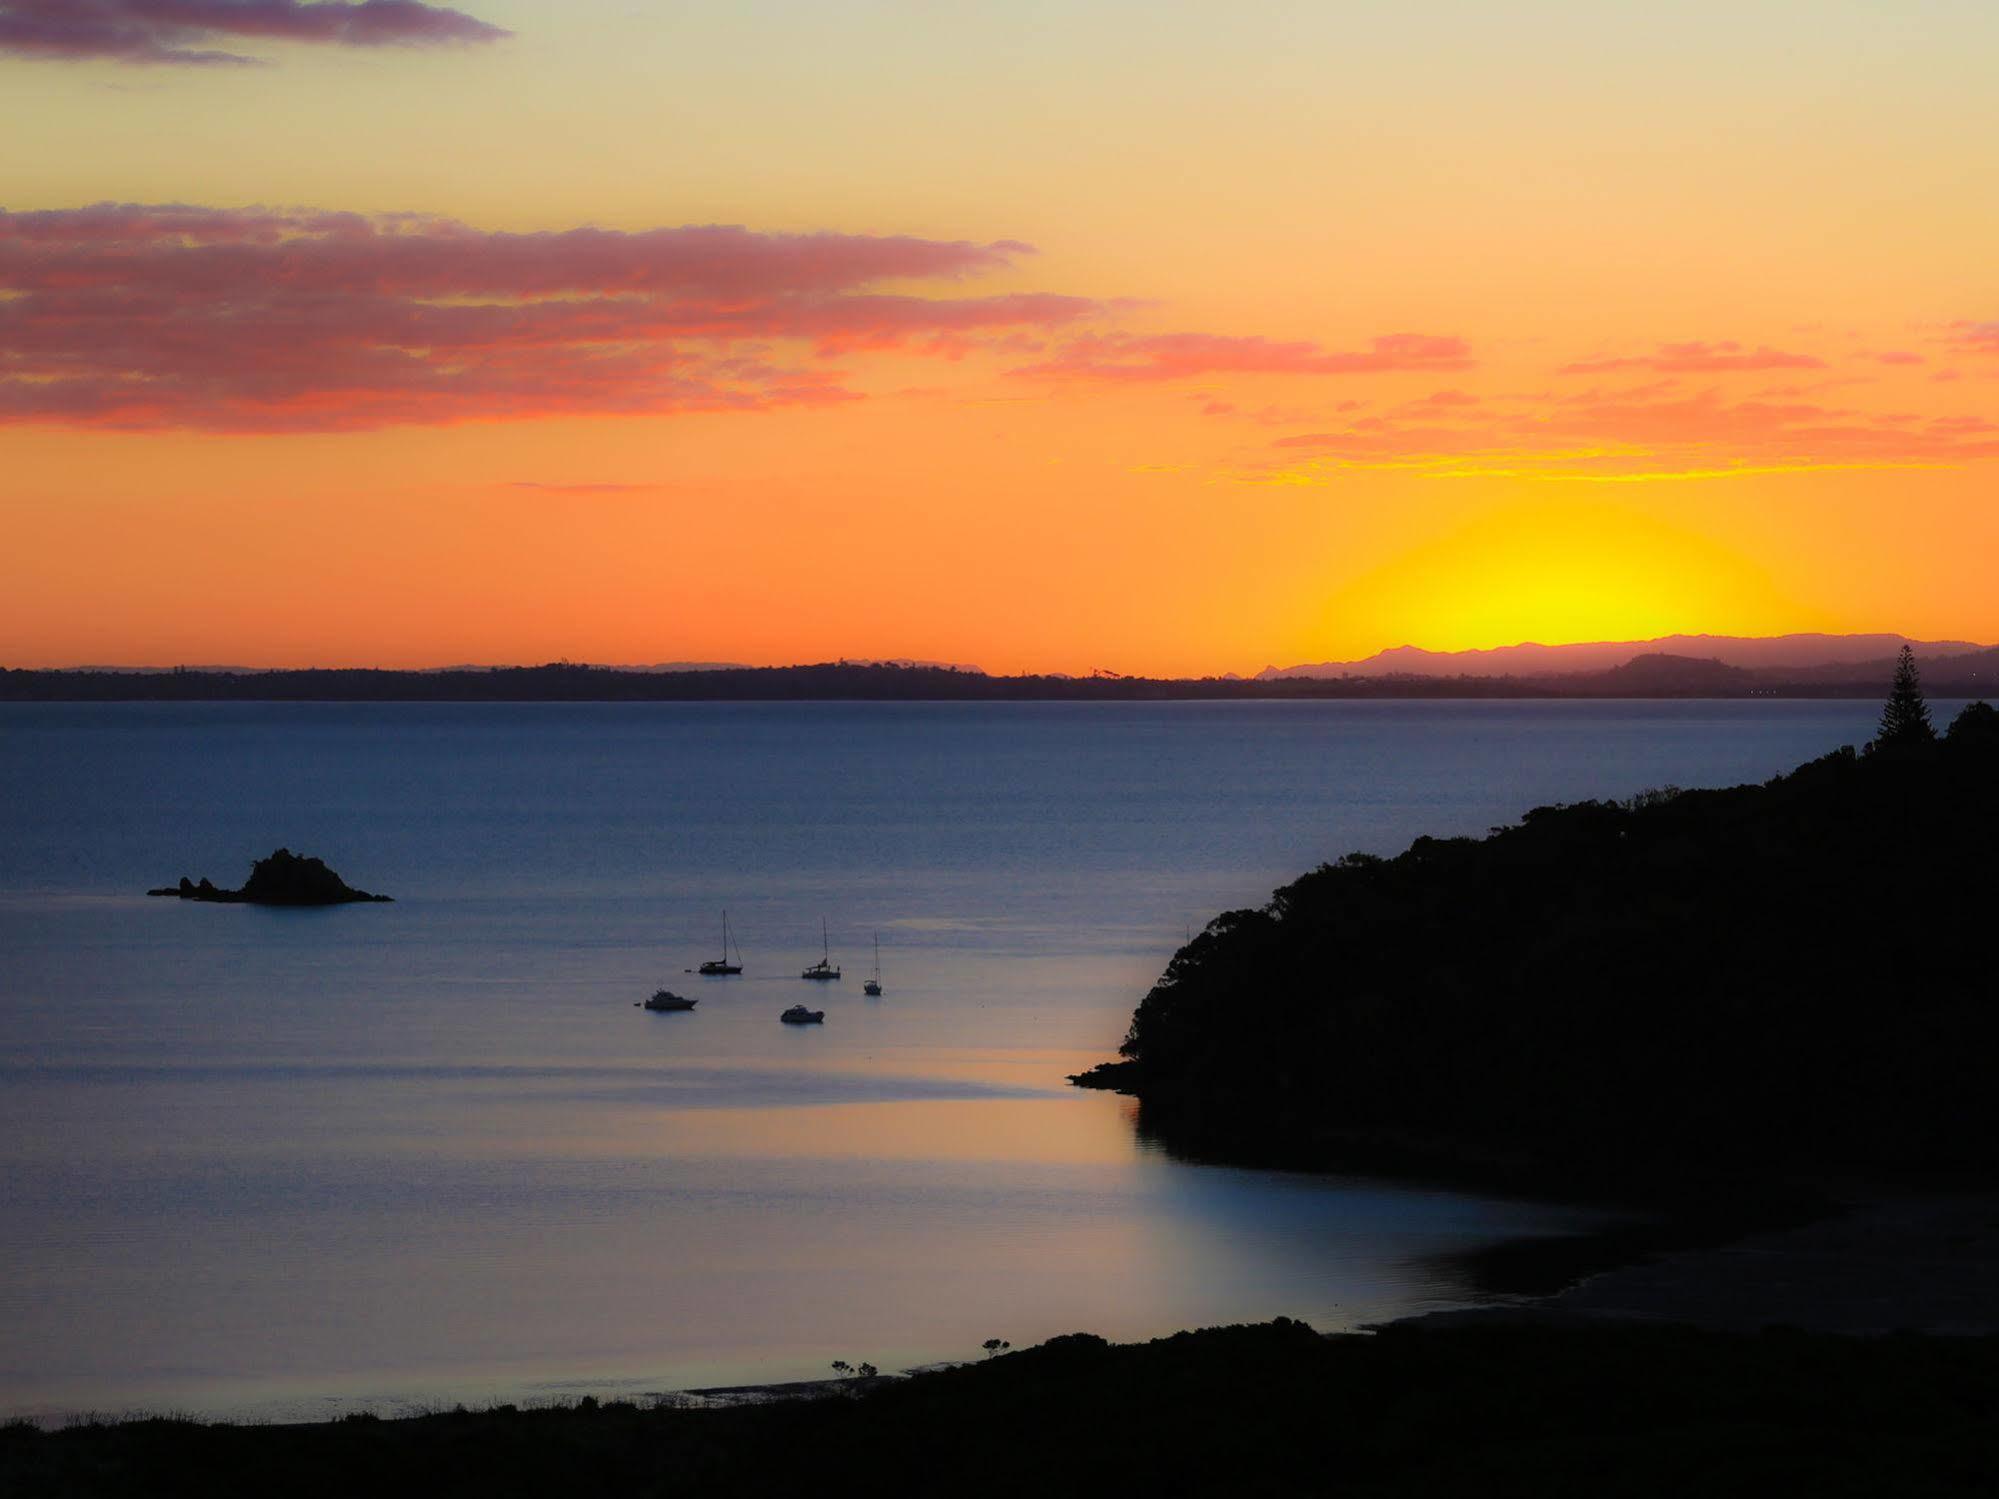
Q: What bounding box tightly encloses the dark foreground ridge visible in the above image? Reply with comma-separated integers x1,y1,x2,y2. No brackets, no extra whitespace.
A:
1076,702,1999,1190
8,1321,1998,1497
148,849,391,905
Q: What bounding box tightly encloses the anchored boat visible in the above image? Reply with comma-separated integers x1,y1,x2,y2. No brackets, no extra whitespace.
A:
643,989,697,1012
801,918,841,981
863,932,884,997
698,910,743,976
780,1004,825,1025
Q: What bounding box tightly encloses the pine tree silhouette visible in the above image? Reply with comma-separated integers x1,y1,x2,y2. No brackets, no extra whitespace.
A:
1876,644,1936,745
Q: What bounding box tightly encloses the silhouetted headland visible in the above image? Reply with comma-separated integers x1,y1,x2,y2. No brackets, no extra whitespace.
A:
148,849,391,905
1075,697,1999,1195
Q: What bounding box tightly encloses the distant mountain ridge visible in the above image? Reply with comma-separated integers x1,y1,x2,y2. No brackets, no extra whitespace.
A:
9,638,1999,701
1259,633,1990,680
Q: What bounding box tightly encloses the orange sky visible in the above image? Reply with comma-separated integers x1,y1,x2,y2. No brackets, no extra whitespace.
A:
3,1,1996,674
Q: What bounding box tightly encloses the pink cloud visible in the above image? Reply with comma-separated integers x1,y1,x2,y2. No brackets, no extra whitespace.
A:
1867,350,1926,366
1270,385,1999,470
1273,423,1500,459
1009,331,1472,382
1559,340,1826,375
0,210,1034,298
1952,321,1999,356
0,205,1089,431
0,0,505,65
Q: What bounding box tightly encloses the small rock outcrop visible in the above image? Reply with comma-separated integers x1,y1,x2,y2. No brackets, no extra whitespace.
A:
148,848,392,905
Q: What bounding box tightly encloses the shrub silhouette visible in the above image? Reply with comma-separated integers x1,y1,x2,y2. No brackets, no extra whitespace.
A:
1948,700,1999,745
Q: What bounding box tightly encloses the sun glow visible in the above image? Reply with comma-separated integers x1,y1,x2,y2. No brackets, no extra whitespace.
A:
1315,500,1806,656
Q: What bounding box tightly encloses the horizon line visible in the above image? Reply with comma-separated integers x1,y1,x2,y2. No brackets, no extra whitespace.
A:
10,627,1998,682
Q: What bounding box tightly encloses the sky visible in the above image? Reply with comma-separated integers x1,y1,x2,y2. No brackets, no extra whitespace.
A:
3,0,1997,674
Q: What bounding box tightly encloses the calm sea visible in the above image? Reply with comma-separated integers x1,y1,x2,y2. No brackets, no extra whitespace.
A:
0,699,1924,1420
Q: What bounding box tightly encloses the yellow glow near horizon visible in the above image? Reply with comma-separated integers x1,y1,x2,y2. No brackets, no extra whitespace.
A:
1315,501,1813,656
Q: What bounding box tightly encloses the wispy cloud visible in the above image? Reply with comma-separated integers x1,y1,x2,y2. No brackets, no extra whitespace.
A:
0,0,507,66
1261,383,1999,484
1271,458,1945,485
1009,331,1472,382
0,205,1091,431
1952,321,1999,356
508,481,663,495
1558,340,1826,375
7,205,1990,458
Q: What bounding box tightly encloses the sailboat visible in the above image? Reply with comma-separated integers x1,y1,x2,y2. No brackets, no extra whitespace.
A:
863,932,883,997
698,911,743,976
800,918,841,981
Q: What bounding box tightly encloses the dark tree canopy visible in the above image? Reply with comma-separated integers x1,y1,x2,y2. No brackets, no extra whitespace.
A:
1877,643,1936,746
1079,725,1999,1186
1948,699,1999,744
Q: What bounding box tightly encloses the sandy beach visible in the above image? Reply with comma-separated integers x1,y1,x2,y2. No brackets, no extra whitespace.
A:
1407,1193,1999,1337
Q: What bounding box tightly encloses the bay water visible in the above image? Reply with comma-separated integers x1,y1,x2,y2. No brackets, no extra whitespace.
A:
0,700,1914,1419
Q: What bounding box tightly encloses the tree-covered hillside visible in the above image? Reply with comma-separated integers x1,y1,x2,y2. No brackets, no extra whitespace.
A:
1080,703,1999,1184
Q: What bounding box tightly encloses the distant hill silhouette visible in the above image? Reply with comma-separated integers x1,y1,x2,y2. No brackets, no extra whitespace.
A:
1259,632,1990,680
1076,704,1999,1187
422,661,751,675
1770,643,1999,688
8,651,1999,702
1588,653,1755,695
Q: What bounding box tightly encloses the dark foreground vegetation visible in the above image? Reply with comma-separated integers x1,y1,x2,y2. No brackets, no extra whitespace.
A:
147,848,390,905
1078,698,1999,1189
8,1320,1998,1498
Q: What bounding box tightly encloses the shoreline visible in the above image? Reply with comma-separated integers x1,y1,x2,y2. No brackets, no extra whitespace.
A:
1405,1190,1999,1337
17,1186,1995,1432
1078,1059,1999,1337
12,1315,1999,1498
1076,1062,1855,1301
